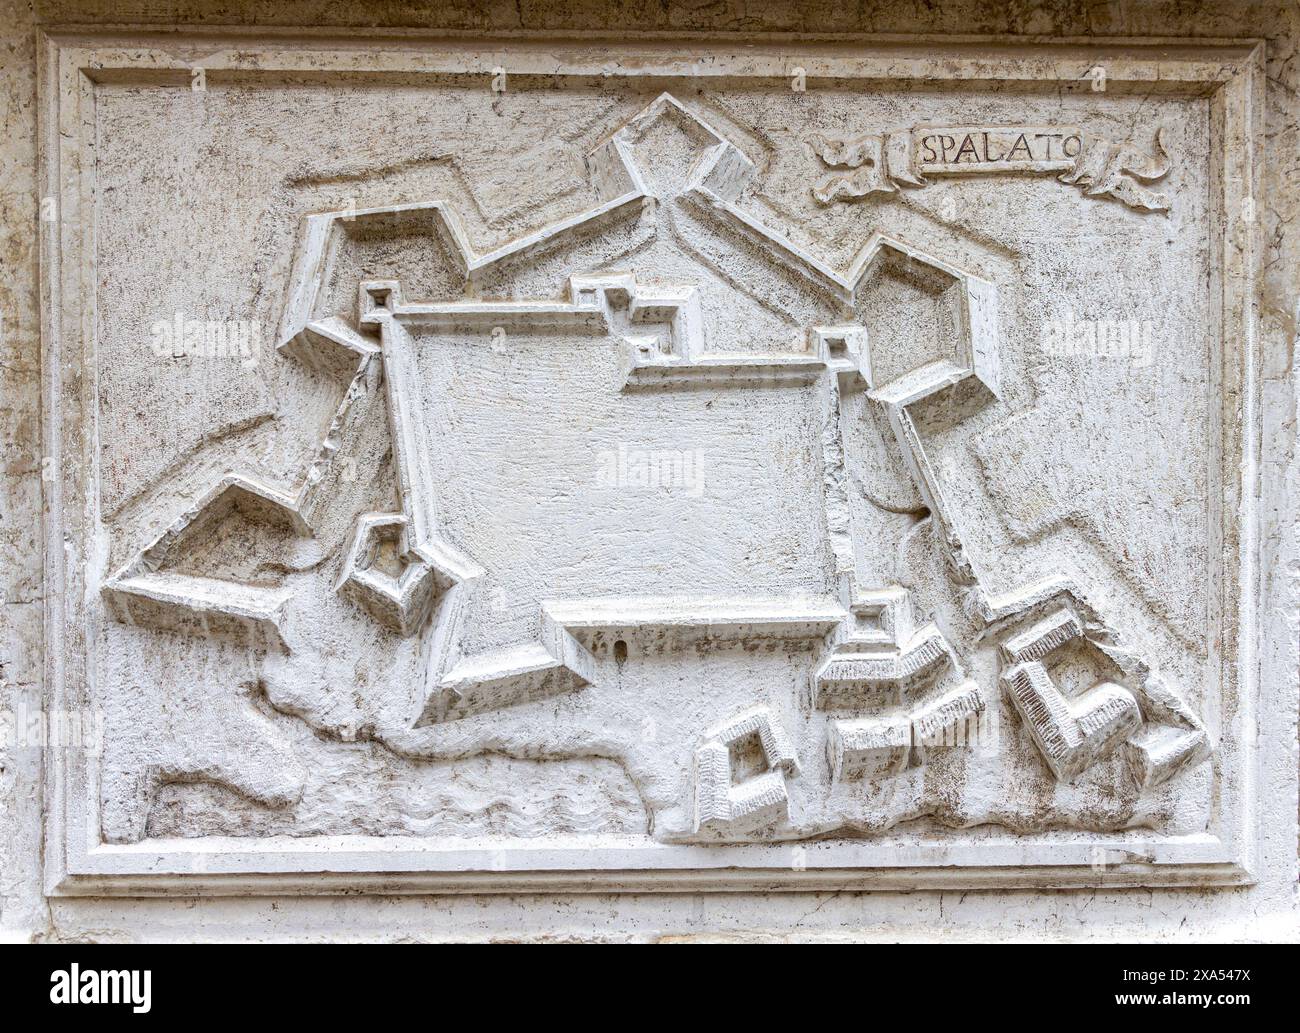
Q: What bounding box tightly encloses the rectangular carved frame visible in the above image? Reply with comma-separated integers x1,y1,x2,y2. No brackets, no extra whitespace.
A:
40,28,1266,895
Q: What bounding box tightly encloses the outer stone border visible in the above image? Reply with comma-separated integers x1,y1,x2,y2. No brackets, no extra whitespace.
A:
39,28,1266,895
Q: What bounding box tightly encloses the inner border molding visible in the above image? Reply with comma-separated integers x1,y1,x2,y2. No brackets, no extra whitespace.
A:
40,30,1264,894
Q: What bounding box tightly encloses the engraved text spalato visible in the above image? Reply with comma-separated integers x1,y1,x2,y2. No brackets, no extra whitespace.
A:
915,126,1083,173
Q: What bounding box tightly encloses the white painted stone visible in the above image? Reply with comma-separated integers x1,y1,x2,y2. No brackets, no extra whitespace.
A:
1,9,1296,942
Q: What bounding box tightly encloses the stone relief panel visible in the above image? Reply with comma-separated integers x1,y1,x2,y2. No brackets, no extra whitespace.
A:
40,34,1262,890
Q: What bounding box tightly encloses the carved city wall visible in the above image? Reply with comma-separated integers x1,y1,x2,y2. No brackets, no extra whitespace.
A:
2,1,1297,941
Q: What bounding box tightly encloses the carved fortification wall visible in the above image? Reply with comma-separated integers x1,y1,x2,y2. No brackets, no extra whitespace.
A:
1,1,1296,941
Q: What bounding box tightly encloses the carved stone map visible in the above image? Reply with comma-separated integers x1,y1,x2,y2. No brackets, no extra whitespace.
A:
38,32,1270,894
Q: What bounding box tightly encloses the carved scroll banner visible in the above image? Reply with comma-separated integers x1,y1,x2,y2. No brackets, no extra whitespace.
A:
810,124,1172,211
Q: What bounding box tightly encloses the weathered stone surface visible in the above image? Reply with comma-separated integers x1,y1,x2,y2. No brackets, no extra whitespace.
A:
1,1,1297,943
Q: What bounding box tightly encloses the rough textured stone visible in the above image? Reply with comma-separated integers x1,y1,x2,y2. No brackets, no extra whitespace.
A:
1,0,1297,943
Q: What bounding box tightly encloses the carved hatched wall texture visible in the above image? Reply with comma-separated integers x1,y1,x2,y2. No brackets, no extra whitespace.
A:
38,33,1268,892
